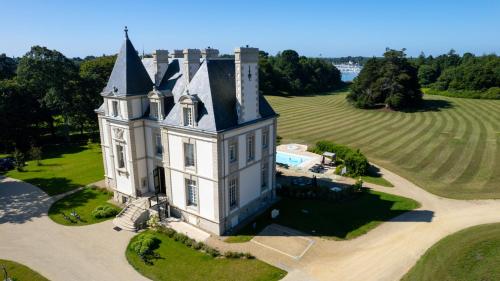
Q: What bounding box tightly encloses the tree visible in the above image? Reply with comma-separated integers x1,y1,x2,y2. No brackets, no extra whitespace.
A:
418,65,438,86
16,46,79,138
348,48,423,110
0,54,17,80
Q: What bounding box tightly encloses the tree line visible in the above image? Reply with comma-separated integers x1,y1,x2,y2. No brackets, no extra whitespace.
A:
0,47,115,152
0,46,344,153
414,50,500,99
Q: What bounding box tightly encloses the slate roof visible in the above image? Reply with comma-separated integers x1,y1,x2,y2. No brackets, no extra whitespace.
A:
160,58,276,132
102,36,153,96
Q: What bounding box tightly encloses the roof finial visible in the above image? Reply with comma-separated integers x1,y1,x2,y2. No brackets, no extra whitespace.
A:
124,26,129,39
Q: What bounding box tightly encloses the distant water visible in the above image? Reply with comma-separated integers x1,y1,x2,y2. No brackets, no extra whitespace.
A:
341,72,359,82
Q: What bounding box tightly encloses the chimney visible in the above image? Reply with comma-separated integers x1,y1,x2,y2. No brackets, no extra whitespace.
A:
170,49,183,58
183,49,201,82
202,47,219,59
235,46,260,124
153,50,169,86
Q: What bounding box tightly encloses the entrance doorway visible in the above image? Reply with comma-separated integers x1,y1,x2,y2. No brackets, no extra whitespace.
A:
153,166,166,195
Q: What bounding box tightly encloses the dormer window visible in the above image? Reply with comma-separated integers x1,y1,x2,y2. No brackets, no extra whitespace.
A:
183,107,193,126
179,91,199,127
148,87,167,121
150,101,159,119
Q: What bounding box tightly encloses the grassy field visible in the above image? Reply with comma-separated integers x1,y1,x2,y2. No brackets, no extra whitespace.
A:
0,259,49,281
4,143,104,196
267,92,500,199
226,190,420,243
402,223,500,281
48,187,121,226
127,231,286,281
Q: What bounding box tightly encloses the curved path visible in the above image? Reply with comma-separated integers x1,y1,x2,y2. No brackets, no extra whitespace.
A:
0,177,148,281
2,166,500,281
210,165,500,281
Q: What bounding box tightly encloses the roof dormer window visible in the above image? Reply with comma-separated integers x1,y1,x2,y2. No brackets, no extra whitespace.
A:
148,87,166,121
183,107,193,126
150,101,159,119
179,90,199,127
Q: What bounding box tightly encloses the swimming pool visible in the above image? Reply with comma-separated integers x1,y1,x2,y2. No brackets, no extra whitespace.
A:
276,151,311,167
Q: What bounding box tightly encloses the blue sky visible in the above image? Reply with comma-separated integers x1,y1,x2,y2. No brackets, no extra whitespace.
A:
1,0,499,58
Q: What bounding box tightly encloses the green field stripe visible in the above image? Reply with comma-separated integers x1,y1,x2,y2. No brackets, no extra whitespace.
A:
279,107,384,140
402,104,460,172
394,108,452,168
428,99,477,182
370,110,436,158
305,111,397,145
276,104,360,130
346,112,418,150
449,101,496,186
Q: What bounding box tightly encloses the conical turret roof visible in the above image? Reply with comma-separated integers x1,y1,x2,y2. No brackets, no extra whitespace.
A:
103,27,153,96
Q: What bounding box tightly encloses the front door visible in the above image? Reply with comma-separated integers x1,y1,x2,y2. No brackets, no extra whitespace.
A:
153,167,166,195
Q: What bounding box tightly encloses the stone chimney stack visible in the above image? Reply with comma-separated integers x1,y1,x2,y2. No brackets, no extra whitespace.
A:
183,49,201,82
235,46,260,124
153,50,169,85
170,49,183,58
201,47,219,59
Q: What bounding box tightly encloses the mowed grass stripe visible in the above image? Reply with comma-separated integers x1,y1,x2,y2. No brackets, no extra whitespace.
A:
348,112,420,152
368,110,437,158
418,99,473,179
399,107,459,171
450,100,497,187
392,109,451,167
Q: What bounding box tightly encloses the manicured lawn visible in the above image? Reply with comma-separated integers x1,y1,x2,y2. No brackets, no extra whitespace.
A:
126,231,286,281
226,190,420,243
402,223,500,281
4,143,104,196
0,259,49,281
360,175,394,187
267,92,500,199
48,187,121,226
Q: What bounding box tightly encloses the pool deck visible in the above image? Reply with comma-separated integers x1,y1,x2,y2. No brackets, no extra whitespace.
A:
276,144,321,170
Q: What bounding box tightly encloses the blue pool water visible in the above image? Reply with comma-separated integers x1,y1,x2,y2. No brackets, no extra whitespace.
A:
276,151,311,167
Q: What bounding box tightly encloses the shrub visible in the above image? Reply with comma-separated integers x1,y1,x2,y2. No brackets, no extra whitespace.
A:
173,232,188,243
353,178,364,192
147,214,161,230
130,233,160,257
313,141,369,177
244,252,255,259
224,251,244,259
92,205,118,218
192,241,204,250
206,247,220,257
29,145,42,166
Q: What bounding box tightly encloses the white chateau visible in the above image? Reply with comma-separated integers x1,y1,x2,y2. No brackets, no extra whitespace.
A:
96,28,278,235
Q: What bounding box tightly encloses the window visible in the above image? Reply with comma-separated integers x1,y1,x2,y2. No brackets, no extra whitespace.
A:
183,107,193,126
112,101,119,117
261,162,269,191
150,102,159,119
229,143,237,163
184,143,195,168
155,134,162,156
186,179,197,206
246,134,255,161
262,130,269,148
116,144,125,169
229,177,238,209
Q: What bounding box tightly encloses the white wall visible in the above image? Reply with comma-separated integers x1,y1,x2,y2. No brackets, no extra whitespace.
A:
196,140,214,178
171,170,186,209
198,178,216,220
239,163,260,206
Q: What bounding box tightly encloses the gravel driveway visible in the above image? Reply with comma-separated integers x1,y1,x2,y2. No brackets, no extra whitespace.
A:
0,177,149,281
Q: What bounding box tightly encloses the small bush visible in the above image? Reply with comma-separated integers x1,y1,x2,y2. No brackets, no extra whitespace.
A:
206,247,221,257
244,252,255,259
92,205,118,218
173,232,188,243
147,214,161,230
160,227,177,237
130,233,160,257
192,241,204,250
224,251,243,259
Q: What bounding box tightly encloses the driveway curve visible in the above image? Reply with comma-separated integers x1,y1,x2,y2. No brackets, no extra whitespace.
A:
0,177,148,281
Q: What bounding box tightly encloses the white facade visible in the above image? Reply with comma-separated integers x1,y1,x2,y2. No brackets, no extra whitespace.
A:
97,33,277,235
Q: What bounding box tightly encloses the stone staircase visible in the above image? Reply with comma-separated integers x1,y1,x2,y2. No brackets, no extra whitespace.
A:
112,197,149,232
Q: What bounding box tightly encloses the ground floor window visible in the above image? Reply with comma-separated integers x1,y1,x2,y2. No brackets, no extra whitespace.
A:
229,177,238,209
186,179,197,207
